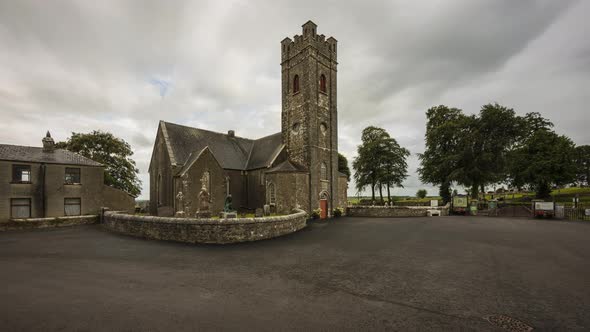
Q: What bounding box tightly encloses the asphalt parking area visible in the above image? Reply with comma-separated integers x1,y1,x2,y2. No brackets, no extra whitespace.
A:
0,216,589,331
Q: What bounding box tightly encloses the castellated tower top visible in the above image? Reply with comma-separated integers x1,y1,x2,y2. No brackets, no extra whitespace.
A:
281,20,337,63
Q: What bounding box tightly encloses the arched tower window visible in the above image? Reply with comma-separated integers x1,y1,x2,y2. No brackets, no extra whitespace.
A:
293,75,300,94
268,182,276,205
320,162,328,180
320,74,327,93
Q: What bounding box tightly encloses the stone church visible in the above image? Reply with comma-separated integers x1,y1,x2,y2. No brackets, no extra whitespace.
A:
149,21,347,218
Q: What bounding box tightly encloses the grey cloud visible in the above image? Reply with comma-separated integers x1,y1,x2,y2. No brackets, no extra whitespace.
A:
0,0,587,199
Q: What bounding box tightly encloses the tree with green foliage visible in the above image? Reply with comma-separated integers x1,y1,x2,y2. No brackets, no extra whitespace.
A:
338,153,351,182
452,103,523,198
56,131,142,197
508,129,577,198
418,105,466,204
416,189,427,199
353,126,409,203
574,145,590,186
379,137,410,202
419,103,526,200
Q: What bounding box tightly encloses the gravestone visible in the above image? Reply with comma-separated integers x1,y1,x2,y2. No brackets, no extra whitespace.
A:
263,204,271,216
196,185,211,218
255,208,264,217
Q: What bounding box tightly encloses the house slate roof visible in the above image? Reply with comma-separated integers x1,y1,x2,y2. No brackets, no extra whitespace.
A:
0,144,103,167
161,121,283,171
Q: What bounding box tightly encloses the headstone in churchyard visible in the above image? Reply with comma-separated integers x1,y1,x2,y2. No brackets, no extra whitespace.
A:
255,208,264,217
263,204,271,216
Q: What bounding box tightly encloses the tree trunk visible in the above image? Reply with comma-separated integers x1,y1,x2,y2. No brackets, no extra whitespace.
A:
471,183,479,199
387,185,391,204
378,184,383,204
371,182,376,202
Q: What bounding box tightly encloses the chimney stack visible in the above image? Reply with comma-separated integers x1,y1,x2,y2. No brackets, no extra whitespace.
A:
228,130,235,137
42,131,55,153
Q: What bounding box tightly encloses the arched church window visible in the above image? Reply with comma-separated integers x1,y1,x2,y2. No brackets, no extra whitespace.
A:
320,162,328,180
293,75,300,94
200,171,210,193
268,182,276,205
157,174,162,205
320,74,327,93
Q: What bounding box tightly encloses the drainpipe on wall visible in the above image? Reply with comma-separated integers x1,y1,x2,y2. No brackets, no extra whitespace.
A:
40,163,46,218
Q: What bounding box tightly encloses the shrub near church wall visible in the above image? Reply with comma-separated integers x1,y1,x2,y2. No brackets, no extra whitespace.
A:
102,209,308,244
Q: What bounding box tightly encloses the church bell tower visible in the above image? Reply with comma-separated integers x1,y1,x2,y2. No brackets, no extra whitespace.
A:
280,20,339,215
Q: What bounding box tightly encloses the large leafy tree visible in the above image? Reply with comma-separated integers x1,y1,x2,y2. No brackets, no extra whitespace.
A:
338,153,351,181
452,104,522,198
353,126,409,202
379,136,410,202
574,145,590,187
508,129,577,198
417,105,466,204
353,127,388,201
56,131,142,197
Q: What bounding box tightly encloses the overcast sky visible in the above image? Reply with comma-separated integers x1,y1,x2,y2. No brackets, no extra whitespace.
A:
1,0,588,199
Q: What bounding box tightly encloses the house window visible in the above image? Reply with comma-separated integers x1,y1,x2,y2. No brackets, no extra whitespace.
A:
293,75,300,94
12,165,31,183
11,198,31,218
65,168,81,184
64,198,81,216
320,74,327,93
320,162,328,180
268,182,276,205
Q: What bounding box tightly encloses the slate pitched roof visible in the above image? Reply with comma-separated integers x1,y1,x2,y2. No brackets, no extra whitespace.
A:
266,160,306,173
245,132,283,170
0,144,103,167
160,121,283,171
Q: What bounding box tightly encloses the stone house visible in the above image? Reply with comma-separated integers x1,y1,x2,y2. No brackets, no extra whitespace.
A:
149,21,348,218
0,132,135,222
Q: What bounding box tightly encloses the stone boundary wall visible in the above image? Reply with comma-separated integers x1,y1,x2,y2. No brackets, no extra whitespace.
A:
102,210,308,244
346,206,449,218
1,215,99,231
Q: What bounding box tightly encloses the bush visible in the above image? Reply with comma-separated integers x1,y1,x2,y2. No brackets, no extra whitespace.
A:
416,189,428,199
311,208,321,219
333,207,344,217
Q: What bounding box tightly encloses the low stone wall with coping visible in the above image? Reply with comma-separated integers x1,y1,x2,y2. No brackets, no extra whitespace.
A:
346,206,449,218
102,209,308,244
1,215,99,231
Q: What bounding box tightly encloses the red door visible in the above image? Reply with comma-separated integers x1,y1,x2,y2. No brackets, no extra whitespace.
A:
320,199,328,219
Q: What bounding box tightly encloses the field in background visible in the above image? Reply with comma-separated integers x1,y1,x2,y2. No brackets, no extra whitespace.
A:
348,187,590,206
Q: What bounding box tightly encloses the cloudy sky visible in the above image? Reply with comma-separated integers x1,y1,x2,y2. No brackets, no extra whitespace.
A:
1,0,588,199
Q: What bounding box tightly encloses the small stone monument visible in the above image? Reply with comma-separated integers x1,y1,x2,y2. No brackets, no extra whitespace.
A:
196,185,211,218
263,204,271,216
220,194,237,219
255,208,263,217
174,191,186,218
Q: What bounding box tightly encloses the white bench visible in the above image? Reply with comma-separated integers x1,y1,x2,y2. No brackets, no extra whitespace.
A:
427,209,441,217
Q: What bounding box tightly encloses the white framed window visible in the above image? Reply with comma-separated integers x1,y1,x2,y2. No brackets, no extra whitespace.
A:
64,198,81,216
11,198,31,218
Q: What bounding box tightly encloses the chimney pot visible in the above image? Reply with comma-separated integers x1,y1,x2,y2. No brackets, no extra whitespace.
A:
228,130,235,137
